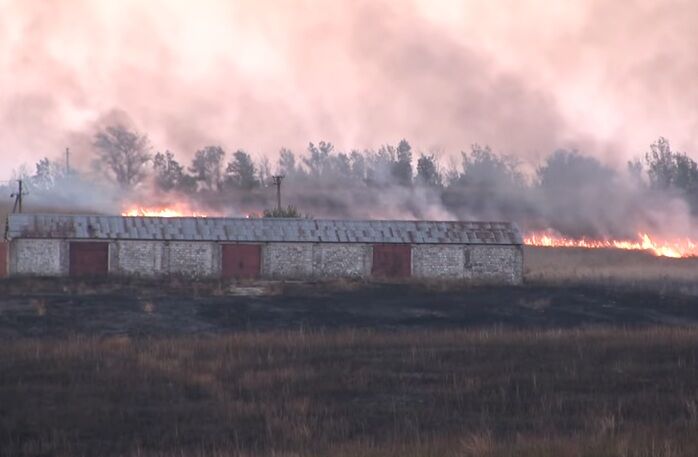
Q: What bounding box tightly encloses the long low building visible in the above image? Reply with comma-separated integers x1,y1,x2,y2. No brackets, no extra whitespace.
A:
2,214,523,284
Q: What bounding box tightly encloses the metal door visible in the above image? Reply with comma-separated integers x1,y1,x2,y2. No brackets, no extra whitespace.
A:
372,244,411,278
0,242,7,278
222,244,261,279
69,242,109,277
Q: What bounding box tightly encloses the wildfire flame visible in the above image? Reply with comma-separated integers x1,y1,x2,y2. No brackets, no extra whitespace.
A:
524,231,698,258
121,204,211,218
119,206,698,259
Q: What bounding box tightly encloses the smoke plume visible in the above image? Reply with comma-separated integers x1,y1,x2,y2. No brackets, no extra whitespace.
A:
2,0,697,172
1,0,698,241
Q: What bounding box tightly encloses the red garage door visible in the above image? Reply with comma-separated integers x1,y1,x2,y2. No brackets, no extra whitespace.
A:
372,244,411,278
70,242,109,277
222,244,261,279
0,242,7,278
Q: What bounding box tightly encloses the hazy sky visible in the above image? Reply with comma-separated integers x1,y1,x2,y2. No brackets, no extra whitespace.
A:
1,0,696,179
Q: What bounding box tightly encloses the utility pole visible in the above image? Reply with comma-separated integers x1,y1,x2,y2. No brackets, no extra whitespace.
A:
65,147,70,176
11,180,25,213
271,175,285,212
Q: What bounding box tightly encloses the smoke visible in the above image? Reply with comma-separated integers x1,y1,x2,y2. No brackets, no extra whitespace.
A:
2,0,697,175
2,0,698,239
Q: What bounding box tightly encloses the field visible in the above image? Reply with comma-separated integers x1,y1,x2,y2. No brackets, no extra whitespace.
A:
2,247,698,456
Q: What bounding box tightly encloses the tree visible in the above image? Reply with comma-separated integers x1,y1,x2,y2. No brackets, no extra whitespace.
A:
460,144,523,189
32,157,63,191
189,146,225,191
645,137,676,190
366,145,395,185
278,148,298,176
416,154,442,187
441,144,525,220
627,159,644,186
537,149,612,191
350,150,366,181
304,141,334,177
258,157,271,186
263,205,303,218
94,125,152,187
645,137,698,192
226,150,259,189
153,151,196,192
644,137,698,211
330,152,351,177
392,139,413,186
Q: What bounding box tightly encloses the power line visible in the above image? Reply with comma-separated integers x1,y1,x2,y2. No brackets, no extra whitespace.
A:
271,175,285,211
10,180,27,213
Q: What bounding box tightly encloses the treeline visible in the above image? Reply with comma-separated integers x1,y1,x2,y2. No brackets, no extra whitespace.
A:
7,124,698,236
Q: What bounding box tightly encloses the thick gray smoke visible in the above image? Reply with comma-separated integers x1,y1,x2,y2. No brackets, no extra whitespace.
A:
1,0,697,174
2,0,698,239
2,132,696,243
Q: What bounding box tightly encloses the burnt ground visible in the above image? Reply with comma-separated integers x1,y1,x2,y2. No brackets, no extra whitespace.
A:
1,276,698,338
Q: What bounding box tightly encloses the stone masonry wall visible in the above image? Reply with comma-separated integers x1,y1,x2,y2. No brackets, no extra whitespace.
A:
8,239,523,284
465,245,523,284
311,244,372,278
262,243,314,278
113,241,167,276
262,243,372,279
167,242,218,277
11,239,65,276
412,245,466,279
412,244,523,284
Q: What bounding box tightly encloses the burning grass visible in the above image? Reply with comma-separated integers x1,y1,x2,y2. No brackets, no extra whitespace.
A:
2,327,698,456
524,230,698,258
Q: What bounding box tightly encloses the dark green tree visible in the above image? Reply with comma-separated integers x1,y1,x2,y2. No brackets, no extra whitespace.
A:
278,148,298,176
94,125,152,187
460,144,522,188
350,150,366,181
153,151,192,192
189,146,225,191
226,150,259,189
392,139,413,186
304,141,334,177
537,149,612,191
416,154,442,187
645,137,698,192
263,205,303,218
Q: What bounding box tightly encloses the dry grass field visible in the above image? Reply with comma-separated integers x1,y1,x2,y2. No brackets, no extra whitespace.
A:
525,246,698,286
2,328,698,457
2,246,698,456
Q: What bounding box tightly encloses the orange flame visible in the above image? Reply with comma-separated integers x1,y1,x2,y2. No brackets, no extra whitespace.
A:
524,231,698,258
121,203,211,218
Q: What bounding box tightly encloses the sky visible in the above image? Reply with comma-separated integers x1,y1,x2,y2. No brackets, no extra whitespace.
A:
1,0,697,179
